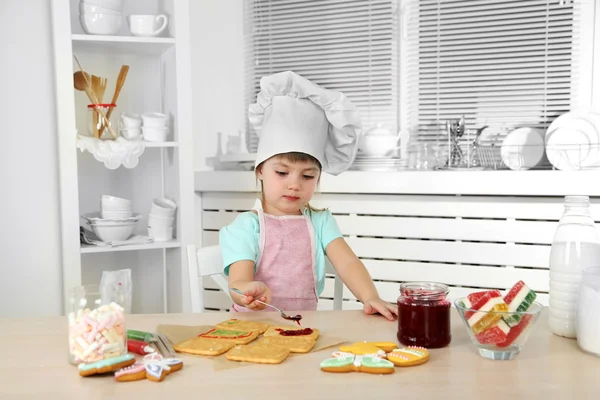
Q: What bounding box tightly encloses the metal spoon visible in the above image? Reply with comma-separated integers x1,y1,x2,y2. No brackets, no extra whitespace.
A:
229,288,302,324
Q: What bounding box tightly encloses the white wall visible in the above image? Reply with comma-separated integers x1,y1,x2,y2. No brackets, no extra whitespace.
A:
0,0,244,317
0,0,63,317
190,0,245,170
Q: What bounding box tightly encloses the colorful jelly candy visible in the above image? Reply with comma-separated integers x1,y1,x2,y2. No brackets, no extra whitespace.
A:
461,290,509,334
474,319,510,344
502,280,537,327
496,314,533,348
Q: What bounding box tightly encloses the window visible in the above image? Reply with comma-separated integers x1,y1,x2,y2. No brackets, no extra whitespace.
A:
243,0,399,152
401,0,592,144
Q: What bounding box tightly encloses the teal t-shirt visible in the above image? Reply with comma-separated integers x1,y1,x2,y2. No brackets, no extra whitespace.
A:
218,202,343,297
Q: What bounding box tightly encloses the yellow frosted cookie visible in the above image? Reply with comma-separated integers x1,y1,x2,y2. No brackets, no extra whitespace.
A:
387,346,430,367
339,341,397,355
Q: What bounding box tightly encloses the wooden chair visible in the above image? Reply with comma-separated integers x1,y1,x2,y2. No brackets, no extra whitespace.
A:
187,244,344,312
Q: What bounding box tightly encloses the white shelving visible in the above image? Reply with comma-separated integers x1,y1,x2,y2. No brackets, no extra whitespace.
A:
80,240,180,254
51,0,195,315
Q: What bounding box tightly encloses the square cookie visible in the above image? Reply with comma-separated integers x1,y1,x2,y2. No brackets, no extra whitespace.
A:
225,342,290,364
197,328,259,345
255,335,316,354
263,326,320,341
215,318,270,334
173,337,236,356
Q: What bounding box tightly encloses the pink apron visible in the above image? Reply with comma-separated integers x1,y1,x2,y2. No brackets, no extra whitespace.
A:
230,203,318,313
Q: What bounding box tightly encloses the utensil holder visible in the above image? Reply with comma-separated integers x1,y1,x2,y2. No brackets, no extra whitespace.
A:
87,103,117,139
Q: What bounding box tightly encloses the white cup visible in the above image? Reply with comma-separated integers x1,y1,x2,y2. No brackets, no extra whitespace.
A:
120,112,142,128
127,14,168,37
150,198,177,217
141,112,169,127
120,128,142,140
143,127,169,142
148,213,174,227
148,225,174,241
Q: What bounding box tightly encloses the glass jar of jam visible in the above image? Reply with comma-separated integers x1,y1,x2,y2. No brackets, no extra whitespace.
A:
397,282,451,348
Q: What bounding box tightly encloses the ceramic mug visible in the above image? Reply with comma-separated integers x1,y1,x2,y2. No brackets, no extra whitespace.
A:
127,14,168,37
120,112,142,128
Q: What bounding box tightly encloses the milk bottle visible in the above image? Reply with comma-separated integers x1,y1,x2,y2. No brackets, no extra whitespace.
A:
549,195,600,338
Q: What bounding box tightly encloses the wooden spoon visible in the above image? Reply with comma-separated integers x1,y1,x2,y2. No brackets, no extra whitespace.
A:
73,71,117,139
98,65,129,137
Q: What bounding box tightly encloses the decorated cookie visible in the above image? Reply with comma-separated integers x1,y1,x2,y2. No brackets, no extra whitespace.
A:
78,353,136,377
115,354,184,383
387,347,430,367
263,326,320,341
320,355,394,374
215,318,270,334
197,328,259,345
339,342,394,356
173,337,236,356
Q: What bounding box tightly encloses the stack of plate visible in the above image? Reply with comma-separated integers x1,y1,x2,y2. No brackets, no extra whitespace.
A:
350,154,405,171
545,111,600,170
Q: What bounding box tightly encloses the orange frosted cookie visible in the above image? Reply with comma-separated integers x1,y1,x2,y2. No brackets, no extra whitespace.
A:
387,346,430,367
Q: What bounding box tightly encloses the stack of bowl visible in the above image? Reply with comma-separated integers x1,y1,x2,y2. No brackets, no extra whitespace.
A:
82,195,140,242
79,0,125,36
142,112,170,142
148,198,177,241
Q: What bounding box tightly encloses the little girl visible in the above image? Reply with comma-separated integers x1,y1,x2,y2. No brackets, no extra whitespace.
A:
219,71,397,321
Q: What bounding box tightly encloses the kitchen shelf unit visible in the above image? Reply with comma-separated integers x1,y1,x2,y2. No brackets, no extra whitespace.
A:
51,0,194,316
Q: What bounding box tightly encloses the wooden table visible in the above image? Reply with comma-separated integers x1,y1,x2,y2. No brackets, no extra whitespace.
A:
0,309,596,399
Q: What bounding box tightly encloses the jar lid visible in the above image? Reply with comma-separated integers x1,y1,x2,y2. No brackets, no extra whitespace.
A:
87,103,117,108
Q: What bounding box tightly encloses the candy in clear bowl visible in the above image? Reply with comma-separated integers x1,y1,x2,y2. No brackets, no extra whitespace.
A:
455,297,542,360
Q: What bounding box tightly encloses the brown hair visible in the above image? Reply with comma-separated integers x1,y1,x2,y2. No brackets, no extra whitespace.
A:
255,152,326,212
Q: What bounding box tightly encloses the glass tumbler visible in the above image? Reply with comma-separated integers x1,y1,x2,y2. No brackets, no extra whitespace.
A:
397,282,452,348
67,284,127,365
577,267,600,357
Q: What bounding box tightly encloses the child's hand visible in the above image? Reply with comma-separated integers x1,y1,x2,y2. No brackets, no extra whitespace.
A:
363,298,398,321
239,281,272,311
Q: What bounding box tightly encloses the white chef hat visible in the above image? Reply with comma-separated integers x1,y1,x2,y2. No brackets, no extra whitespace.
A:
248,71,362,175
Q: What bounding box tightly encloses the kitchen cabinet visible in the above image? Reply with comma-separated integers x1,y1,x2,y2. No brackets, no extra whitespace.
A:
50,0,194,315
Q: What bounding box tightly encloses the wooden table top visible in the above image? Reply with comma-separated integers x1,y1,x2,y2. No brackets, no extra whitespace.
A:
0,308,596,399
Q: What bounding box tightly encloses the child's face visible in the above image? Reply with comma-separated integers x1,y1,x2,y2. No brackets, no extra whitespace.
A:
257,157,321,215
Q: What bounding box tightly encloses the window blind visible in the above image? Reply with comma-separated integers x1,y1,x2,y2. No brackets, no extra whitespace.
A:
244,0,399,153
403,0,582,144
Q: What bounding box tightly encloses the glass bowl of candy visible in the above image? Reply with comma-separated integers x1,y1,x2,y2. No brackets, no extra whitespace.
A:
454,281,543,360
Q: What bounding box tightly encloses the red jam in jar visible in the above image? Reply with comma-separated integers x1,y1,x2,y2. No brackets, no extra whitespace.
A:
397,282,451,348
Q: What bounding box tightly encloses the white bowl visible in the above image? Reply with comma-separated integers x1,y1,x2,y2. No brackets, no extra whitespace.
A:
141,112,169,127
79,13,122,35
91,222,136,242
148,214,174,228
500,127,546,171
79,3,121,15
101,195,132,211
101,209,133,219
143,127,169,142
83,212,141,226
120,128,142,140
81,0,125,11
148,225,174,242
358,134,400,156
150,198,177,217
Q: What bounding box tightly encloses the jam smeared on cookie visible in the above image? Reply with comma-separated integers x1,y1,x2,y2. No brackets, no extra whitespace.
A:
282,314,303,325
275,327,314,336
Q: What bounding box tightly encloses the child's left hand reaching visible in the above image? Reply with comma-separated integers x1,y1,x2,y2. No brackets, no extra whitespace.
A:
362,297,398,321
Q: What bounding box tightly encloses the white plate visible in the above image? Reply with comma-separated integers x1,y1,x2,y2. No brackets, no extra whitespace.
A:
500,127,546,170
546,112,600,170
